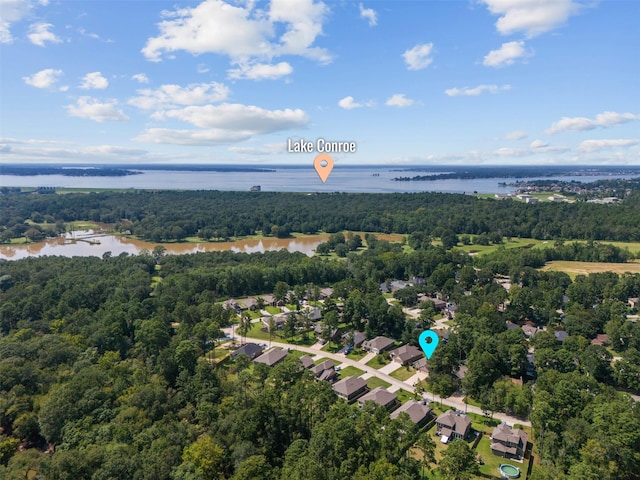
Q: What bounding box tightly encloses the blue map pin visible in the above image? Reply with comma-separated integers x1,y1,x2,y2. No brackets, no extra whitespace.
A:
418,330,439,360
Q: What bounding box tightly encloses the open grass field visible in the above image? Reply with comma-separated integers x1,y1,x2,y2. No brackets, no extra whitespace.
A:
455,237,547,255
390,366,416,381
366,377,391,390
541,260,640,278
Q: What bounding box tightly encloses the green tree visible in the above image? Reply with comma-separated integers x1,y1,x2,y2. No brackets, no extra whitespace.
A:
439,439,479,480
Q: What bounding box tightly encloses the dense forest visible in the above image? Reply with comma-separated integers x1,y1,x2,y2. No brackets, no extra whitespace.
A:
2,189,640,243
1,235,640,479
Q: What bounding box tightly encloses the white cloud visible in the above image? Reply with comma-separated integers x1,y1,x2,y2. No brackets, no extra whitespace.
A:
27,22,61,46
228,61,293,80
546,111,640,134
66,97,129,122
402,43,434,70
480,0,583,38
142,0,331,66
359,3,377,27
136,102,308,146
385,93,414,108
504,130,527,140
483,41,530,67
129,81,230,110
577,139,640,153
530,139,549,149
338,96,374,110
1,0,33,43
445,84,510,96
197,63,210,73
132,73,149,84
155,103,308,131
23,68,62,88
80,71,109,89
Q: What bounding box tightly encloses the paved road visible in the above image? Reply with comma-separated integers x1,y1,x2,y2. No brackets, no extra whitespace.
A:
264,339,532,427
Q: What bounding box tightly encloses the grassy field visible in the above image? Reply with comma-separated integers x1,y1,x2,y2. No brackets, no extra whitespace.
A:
265,306,281,315
366,355,391,368
366,377,391,390
541,260,640,278
390,366,416,381
455,237,547,255
338,366,365,378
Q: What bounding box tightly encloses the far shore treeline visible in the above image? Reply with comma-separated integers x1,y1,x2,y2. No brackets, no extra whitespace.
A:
1,189,640,244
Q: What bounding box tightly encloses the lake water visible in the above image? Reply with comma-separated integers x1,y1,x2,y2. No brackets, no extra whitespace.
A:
0,230,404,261
1,167,636,193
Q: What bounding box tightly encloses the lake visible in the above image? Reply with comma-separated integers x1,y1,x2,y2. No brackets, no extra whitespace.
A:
0,230,404,261
1,166,636,193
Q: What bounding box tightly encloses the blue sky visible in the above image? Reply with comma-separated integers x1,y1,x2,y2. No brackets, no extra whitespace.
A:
1,0,639,165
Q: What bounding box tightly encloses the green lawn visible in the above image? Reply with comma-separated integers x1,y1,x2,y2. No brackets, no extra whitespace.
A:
390,366,416,381
455,237,546,256
366,377,391,390
265,306,281,314
345,348,368,361
321,341,343,353
366,355,391,369
338,366,364,378
313,357,327,365
475,435,525,479
245,322,272,341
395,388,415,403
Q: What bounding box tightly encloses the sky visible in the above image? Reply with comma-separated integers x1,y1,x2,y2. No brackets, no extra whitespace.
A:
0,0,639,166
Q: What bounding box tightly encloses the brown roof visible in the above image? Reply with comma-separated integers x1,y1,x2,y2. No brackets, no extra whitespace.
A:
299,355,314,369
491,423,528,448
358,387,397,408
363,336,395,352
311,359,335,376
254,348,288,366
436,411,471,436
389,344,424,364
390,400,432,424
490,442,517,455
591,334,609,346
332,376,367,397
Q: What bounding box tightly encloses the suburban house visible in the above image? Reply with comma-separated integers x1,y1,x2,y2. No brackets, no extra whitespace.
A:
239,298,258,311
362,336,396,354
418,295,446,311
342,331,366,348
299,355,315,369
222,299,241,313
319,288,333,299
390,400,432,426
490,423,528,459
310,359,337,381
254,348,288,367
629,297,639,310
357,387,398,410
389,344,424,365
591,333,609,346
436,411,471,442
521,324,541,337
332,376,368,402
413,357,429,373
230,343,264,360
314,324,341,343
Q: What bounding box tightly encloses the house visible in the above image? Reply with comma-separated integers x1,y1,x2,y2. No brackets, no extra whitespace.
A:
357,387,398,410
319,287,333,299
629,297,639,310
591,334,609,346
410,277,426,286
231,343,264,360
413,357,429,373
302,306,322,322
521,324,540,337
222,299,241,313
262,314,287,330
261,294,275,306
310,359,334,377
554,330,569,342
332,376,368,402
314,324,340,343
455,366,468,380
505,321,518,330
362,336,396,354
254,348,288,367
391,399,432,425
490,423,528,459
239,297,258,311
436,411,471,442
342,331,366,348
525,197,539,204
299,355,315,369
548,194,566,202
418,295,447,311
389,344,424,365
